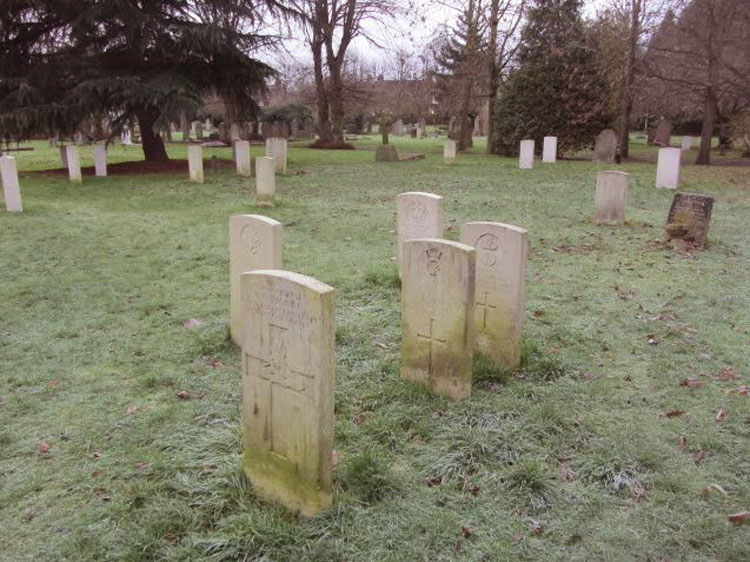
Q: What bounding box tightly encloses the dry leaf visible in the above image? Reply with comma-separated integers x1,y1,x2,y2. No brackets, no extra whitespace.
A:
678,436,687,450
528,520,544,535
135,462,149,471
426,475,442,487
716,408,728,422
532,310,546,318
716,367,738,381
182,318,203,329
647,334,659,345
582,372,601,381
175,390,191,400
125,405,139,416
559,463,576,482
92,451,102,459
680,378,706,388
728,512,749,524
39,442,50,454
467,483,480,496
662,409,686,418
460,526,473,538
735,386,749,396
205,358,225,369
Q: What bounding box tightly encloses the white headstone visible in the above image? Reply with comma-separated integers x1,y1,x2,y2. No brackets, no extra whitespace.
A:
66,146,82,183
188,145,204,183
94,145,107,177
241,269,335,516
595,171,629,224
265,138,287,174
460,222,528,367
121,130,132,145
1,156,22,213
396,192,443,276
542,136,557,163
681,136,693,151
519,140,534,170
656,147,681,189
235,140,251,177
444,140,457,164
256,157,275,206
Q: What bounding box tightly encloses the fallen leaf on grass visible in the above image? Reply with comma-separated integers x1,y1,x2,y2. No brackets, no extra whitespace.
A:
135,462,149,471
460,526,473,539
352,413,367,426
528,520,544,535
558,463,576,482
182,318,203,329
125,405,139,416
532,310,546,318
582,372,601,381
92,451,102,460
680,378,706,388
647,334,659,345
728,512,749,524
466,483,480,496
716,367,738,381
205,357,225,369
699,484,729,498
175,391,191,400
678,436,687,450
735,386,749,396
716,408,728,422
425,475,442,487
662,409,686,418
39,442,50,454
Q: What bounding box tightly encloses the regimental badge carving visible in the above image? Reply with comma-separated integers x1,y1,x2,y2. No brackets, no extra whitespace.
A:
475,233,500,267
407,200,428,221
241,225,262,255
425,247,443,277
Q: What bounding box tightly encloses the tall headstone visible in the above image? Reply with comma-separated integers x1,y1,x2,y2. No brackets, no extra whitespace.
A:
444,140,457,164
594,129,617,162
265,138,287,174
94,145,107,177
656,147,681,189
401,239,476,400
195,122,204,141
665,193,714,247
66,145,82,183
542,136,557,163
1,156,23,213
681,136,693,150
595,171,629,224
229,215,282,345
653,119,672,146
59,146,69,169
230,122,241,141
256,157,275,207
460,222,528,367
181,117,191,142
241,270,335,516
396,192,443,276
235,140,251,177
519,140,534,170
188,145,204,183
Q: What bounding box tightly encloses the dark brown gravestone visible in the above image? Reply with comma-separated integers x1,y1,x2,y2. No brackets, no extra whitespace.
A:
653,119,672,147
665,193,714,247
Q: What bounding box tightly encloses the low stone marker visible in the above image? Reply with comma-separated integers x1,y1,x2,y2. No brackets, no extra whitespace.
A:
375,145,399,162
594,129,617,162
396,192,443,276
656,147,681,189
595,171,629,224
542,136,557,163
230,215,282,345
265,138,287,174
681,136,693,150
235,140,252,177
460,222,528,367
401,239,476,400
188,145,204,183
653,119,672,146
1,156,22,212
519,140,534,169
66,145,82,183
94,145,107,177
256,157,275,207
665,192,714,247
444,140,457,164
241,269,335,516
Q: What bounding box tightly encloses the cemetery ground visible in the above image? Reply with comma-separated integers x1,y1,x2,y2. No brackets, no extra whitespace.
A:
1,136,749,561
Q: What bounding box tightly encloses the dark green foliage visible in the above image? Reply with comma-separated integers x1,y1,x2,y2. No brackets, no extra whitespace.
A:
261,102,313,128
491,0,610,156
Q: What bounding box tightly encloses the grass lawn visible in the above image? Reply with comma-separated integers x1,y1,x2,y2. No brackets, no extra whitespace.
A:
1,135,749,561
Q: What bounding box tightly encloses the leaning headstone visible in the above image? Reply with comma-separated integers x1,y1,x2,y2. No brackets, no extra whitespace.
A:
444,140,457,164
188,145,204,183
542,136,557,163
229,215,282,345
656,147,681,189
235,140,251,177
66,146,82,183
241,269,335,516
519,140,534,169
681,136,693,150
594,129,617,162
396,192,443,276
1,156,23,213
265,138,287,174
401,239,476,400
460,222,528,368
59,146,69,169
94,145,107,177
653,119,672,146
595,171,629,224
256,157,275,207
665,192,714,247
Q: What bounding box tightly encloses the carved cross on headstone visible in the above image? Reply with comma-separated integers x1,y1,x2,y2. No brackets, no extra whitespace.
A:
417,318,446,375
475,291,497,328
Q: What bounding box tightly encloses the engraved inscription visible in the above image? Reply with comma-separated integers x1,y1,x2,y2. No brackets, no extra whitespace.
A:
407,200,427,222
417,318,446,375
475,233,500,268
242,283,314,329
475,291,497,328
425,247,443,277
240,224,262,255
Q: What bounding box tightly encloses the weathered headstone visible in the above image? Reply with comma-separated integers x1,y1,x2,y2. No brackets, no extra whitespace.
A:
1,156,22,213
665,192,714,247
460,222,528,367
235,140,252,177
59,146,69,169
265,138,287,174
401,239,476,400
66,146,82,183
444,140,457,164
653,119,672,146
375,145,399,162
195,122,204,140
519,140,534,170
188,145,204,183
681,136,693,150
656,147,681,189
594,129,617,162
94,145,107,177
240,269,335,516
392,119,404,136
542,136,557,163
595,171,629,224
256,157,275,207
396,192,443,276
230,215,282,345
230,122,241,141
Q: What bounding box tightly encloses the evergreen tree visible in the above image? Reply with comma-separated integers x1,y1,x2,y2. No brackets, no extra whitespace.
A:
490,0,609,156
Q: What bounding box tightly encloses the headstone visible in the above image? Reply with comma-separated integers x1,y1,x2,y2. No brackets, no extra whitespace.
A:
392,119,404,136
396,192,443,276
181,117,191,142
188,145,204,183
656,147,681,189
1,156,22,213
654,119,672,146
460,222,528,367
240,269,335,516
681,136,693,150
74,131,84,146
595,171,629,224
94,145,107,177
229,215,282,345
66,146,82,183
665,192,714,247
121,130,132,145
401,239,476,400
473,116,481,136
375,145,399,162
444,140,457,164
410,126,417,138
230,122,241,141
542,136,557,163
265,138,287,174
59,146,69,168
256,157,275,207
594,129,617,162
195,122,204,140
235,140,252,177
519,140,534,169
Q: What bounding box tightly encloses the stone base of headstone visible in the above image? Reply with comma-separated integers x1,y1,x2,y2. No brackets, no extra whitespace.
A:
375,145,399,162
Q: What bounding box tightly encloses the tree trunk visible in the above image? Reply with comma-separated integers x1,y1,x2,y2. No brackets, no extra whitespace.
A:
137,109,169,162
328,61,346,145
696,85,716,165
486,0,500,154
619,0,640,160
457,80,473,151
312,33,332,144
